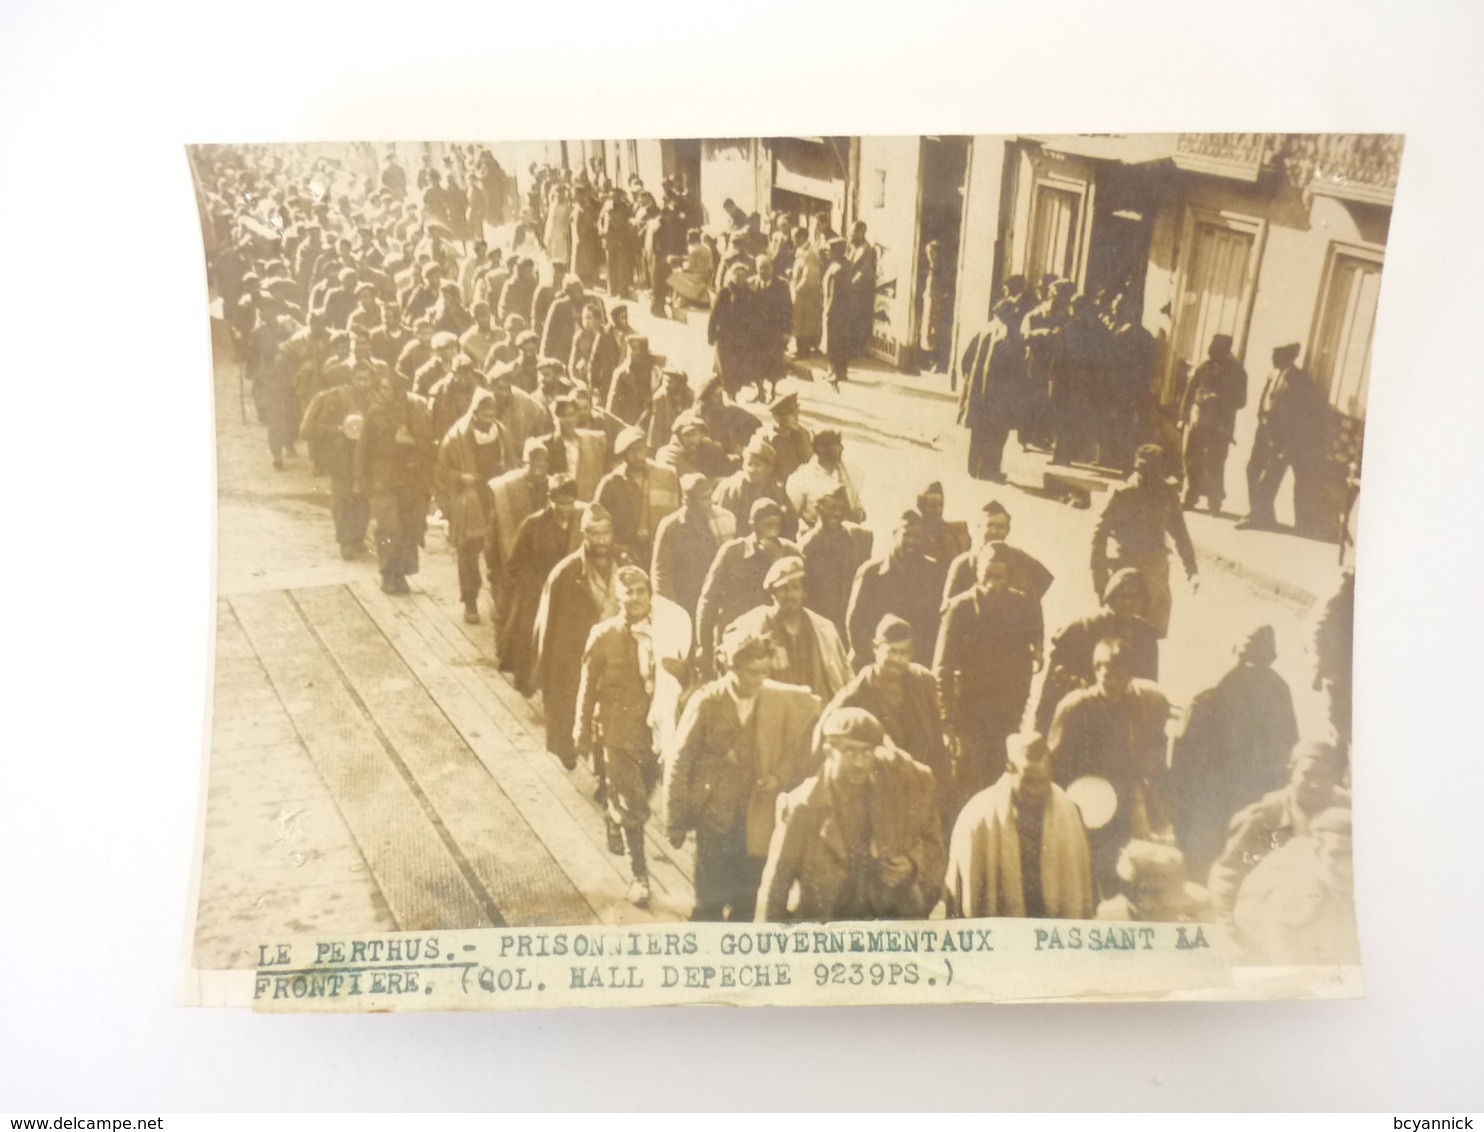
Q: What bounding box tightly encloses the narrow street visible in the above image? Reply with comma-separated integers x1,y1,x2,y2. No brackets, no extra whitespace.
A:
196,290,1344,969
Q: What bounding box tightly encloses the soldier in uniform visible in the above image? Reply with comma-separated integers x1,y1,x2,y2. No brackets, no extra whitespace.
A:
713,436,798,540
1090,444,1199,639
1179,333,1248,514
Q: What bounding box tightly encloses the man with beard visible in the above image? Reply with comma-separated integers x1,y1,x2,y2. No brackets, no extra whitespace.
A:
714,436,797,540
575,565,693,899
942,499,1054,610
957,297,1028,483
826,615,951,827
1180,333,1248,514
1167,623,1300,879
847,510,948,671
651,473,736,615
354,370,434,595
695,499,801,681
665,629,822,923
935,542,1045,803
799,486,873,640
727,556,851,701
944,732,1094,920
1091,444,1199,639
757,707,945,923
438,389,511,624
1034,567,1159,734
529,505,625,772
1047,638,1172,898
594,428,681,566
709,262,758,399
299,359,375,559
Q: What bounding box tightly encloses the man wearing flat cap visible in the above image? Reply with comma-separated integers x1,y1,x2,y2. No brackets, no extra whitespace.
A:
651,473,736,615
757,707,945,923
594,427,680,565
827,614,952,827
725,555,851,700
1180,333,1248,514
605,335,657,427
654,409,735,480
1091,443,1198,639
1239,342,1331,534
713,435,798,541
695,498,801,681
666,628,822,922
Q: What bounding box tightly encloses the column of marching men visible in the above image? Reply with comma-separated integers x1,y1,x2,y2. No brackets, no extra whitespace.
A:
197,143,1358,966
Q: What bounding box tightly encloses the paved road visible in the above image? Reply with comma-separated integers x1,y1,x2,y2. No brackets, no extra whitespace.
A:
194,302,1343,969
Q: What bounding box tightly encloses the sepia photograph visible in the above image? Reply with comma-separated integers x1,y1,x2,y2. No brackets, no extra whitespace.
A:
179,132,1394,1010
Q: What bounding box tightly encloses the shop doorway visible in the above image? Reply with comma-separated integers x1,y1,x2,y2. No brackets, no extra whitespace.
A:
914,136,970,373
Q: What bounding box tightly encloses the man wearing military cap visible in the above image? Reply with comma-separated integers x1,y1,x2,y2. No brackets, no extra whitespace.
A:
1239,342,1331,534
756,707,945,923
725,555,851,699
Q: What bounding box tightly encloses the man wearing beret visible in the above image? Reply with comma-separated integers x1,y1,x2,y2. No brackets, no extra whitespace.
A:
757,707,945,923
725,555,851,700
666,629,822,922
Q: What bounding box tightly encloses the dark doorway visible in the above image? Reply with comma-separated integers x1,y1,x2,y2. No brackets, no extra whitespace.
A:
914,136,971,374
667,138,702,205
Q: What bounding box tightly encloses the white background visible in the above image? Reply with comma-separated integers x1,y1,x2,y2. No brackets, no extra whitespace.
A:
2,0,1481,1112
